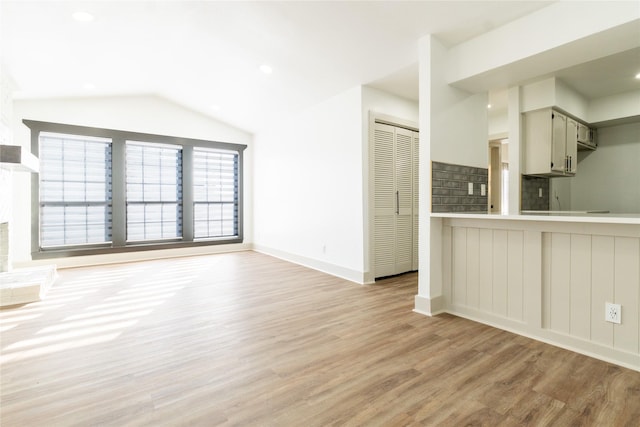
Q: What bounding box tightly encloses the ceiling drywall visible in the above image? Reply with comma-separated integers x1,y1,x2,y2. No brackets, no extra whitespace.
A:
1,1,638,133
1,0,552,133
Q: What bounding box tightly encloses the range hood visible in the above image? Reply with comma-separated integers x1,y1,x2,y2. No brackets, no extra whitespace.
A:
0,144,39,173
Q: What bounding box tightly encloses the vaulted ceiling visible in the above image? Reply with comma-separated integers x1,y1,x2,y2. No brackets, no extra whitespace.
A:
2,1,637,133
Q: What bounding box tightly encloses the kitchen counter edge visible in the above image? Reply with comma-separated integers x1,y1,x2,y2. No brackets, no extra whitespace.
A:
430,212,640,225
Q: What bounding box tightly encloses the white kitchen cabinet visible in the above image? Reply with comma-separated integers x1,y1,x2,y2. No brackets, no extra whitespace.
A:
373,122,419,278
524,108,577,177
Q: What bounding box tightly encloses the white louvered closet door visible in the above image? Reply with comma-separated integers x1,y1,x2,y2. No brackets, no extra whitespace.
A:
412,131,419,271
374,123,396,278
395,128,414,275
373,122,419,278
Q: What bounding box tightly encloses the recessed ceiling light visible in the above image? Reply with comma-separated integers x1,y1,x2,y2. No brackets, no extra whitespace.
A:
210,104,221,112
487,104,492,109
635,72,640,79
83,83,96,90
259,64,273,75
72,11,94,22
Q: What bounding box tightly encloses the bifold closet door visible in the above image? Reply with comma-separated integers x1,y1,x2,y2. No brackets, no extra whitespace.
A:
412,131,419,272
373,122,416,278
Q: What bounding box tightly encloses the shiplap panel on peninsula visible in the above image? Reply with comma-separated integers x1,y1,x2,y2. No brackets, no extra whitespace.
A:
442,218,640,371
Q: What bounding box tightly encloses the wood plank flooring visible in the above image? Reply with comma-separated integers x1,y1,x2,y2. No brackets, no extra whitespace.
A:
1,251,639,426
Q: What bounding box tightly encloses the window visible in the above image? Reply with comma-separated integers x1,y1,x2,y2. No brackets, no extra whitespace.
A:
25,120,247,258
39,132,112,248
126,141,183,242
193,148,239,239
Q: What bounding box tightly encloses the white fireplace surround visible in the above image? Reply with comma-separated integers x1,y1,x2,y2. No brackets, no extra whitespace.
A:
0,221,8,272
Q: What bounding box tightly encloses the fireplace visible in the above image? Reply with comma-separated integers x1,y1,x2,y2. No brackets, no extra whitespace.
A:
0,218,57,308
0,147,57,307
0,221,8,272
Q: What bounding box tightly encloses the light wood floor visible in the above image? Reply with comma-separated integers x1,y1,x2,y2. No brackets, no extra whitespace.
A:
1,251,639,426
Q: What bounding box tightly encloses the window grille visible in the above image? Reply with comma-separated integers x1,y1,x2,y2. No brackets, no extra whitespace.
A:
39,132,112,247
126,141,183,241
193,147,239,238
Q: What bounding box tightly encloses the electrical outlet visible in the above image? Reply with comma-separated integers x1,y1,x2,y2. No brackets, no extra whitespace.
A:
605,302,621,324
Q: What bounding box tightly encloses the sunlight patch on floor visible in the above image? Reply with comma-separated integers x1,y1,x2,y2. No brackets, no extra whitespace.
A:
1,333,122,364
5,320,139,351
37,310,154,334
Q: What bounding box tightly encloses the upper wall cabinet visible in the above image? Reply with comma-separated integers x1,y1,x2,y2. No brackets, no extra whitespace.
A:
523,108,596,177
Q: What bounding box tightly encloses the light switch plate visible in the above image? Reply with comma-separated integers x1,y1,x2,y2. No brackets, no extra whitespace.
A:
468,182,474,195
539,188,543,198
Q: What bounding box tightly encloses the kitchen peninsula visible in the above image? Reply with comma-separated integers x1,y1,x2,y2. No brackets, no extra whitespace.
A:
422,211,640,371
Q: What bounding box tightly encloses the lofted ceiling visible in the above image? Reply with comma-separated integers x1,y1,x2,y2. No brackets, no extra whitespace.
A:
1,1,637,134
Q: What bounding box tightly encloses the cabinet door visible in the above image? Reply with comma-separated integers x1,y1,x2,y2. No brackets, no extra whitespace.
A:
551,112,567,173
566,118,578,174
523,109,553,175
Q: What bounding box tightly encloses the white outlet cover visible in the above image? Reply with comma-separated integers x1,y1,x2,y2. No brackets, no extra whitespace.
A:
480,184,486,196
468,182,474,195
605,302,621,324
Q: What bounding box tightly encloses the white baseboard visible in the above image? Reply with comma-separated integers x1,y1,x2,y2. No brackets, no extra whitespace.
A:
19,243,253,270
413,294,444,316
253,244,367,285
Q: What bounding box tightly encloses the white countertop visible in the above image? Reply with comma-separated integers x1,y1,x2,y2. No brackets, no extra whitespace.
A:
431,211,640,225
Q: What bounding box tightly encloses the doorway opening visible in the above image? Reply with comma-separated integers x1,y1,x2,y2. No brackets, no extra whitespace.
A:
489,139,508,214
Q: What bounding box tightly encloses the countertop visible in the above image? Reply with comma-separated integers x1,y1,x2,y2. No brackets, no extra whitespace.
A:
430,211,640,225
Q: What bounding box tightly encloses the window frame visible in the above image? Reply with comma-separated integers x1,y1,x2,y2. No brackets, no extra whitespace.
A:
25,120,247,259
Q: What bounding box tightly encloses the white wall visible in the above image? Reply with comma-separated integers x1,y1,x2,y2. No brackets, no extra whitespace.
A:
11,95,253,266
570,122,640,213
429,37,489,169
521,78,556,113
252,86,365,282
488,108,508,139
521,77,589,121
250,85,418,284
555,79,589,120
589,90,640,124
361,86,418,125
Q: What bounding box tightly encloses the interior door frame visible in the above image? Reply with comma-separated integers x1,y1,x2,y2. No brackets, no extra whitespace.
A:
366,111,419,283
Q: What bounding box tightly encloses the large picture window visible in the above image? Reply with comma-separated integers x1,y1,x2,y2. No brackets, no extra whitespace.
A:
25,120,247,258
